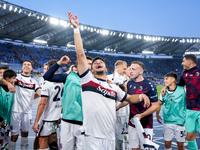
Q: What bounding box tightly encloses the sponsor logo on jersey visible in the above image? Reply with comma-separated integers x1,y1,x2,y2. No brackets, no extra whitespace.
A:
97,85,116,99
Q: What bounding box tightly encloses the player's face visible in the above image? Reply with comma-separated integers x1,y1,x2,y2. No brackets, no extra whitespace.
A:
87,59,92,71
92,59,107,75
126,66,131,77
0,69,6,78
22,61,33,75
129,64,143,79
116,64,127,76
164,76,175,87
43,65,48,74
72,66,78,73
6,76,17,85
181,58,190,70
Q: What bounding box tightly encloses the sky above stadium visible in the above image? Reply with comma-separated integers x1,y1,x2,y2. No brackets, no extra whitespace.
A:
6,0,200,38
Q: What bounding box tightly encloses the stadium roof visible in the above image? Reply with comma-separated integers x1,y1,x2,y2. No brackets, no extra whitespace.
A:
0,0,200,55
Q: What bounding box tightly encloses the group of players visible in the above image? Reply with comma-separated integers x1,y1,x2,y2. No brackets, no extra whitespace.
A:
0,12,199,150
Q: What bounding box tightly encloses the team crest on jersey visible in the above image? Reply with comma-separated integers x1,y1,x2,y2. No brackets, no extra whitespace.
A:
133,86,136,89
185,73,188,77
130,85,132,88
139,86,143,91
196,72,200,76
171,99,173,102
30,80,32,83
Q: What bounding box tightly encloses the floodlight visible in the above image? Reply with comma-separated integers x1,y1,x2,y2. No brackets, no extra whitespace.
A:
102,30,109,35
119,33,121,37
50,17,58,25
67,43,75,48
80,25,84,31
14,7,17,12
33,39,47,44
3,3,6,9
9,5,13,11
28,13,31,17
90,28,93,32
19,9,22,13
59,20,68,27
45,17,48,21
142,51,154,54
41,16,44,20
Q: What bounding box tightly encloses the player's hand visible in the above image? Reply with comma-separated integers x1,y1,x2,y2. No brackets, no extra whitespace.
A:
32,122,38,133
7,82,16,93
57,118,61,128
57,55,71,65
139,94,150,108
134,114,142,120
161,86,167,96
156,115,162,124
116,105,120,111
106,78,113,84
68,12,79,28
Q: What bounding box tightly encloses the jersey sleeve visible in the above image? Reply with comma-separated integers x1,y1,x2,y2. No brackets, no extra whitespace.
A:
79,69,93,84
34,78,40,92
147,82,158,102
43,63,68,83
114,84,127,102
41,81,50,97
159,93,165,102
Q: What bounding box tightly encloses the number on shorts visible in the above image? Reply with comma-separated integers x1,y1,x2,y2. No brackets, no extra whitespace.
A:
53,85,61,101
180,130,186,137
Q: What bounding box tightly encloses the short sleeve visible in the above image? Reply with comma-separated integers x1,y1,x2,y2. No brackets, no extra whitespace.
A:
114,84,127,102
147,82,158,102
79,69,94,85
41,81,50,97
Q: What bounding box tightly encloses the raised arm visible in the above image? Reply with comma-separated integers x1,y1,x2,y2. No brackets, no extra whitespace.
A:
68,12,88,75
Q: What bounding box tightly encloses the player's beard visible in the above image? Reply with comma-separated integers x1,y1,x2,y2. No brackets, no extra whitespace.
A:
95,70,105,75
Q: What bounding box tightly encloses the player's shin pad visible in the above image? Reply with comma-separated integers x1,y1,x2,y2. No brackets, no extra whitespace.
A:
130,117,159,150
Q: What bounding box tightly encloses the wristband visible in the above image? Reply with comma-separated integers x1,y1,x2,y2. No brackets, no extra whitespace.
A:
139,94,142,99
73,27,80,33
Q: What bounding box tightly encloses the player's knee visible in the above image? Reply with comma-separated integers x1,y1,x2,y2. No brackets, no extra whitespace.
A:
177,142,185,150
11,134,19,142
186,134,195,141
164,141,172,149
49,141,58,150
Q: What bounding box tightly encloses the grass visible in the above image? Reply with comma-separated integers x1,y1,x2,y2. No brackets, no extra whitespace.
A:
156,86,164,98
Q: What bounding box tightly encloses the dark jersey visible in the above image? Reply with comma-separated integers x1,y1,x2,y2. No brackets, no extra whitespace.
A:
127,79,158,128
179,66,200,110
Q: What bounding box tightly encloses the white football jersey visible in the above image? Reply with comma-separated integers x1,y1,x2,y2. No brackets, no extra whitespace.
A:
80,70,127,140
107,73,129,116
41,80,63,121
12,74,40,114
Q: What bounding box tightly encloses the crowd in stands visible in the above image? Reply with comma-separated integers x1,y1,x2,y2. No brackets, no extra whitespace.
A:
1,42,199,85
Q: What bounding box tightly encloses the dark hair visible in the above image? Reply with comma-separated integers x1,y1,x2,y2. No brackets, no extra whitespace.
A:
23,60,33,66
47,59,57,68
86,56,93,61
131,61,145,70
184,54,197,64
3,69,17,79
165,72,178,81
0,65,10,70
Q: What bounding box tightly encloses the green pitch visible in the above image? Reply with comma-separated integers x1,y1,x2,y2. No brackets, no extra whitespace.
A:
156,86,164,98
